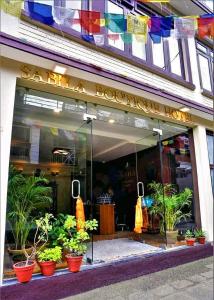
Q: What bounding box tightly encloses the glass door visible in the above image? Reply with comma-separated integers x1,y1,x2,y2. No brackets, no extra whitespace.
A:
71,114,94,263
135,128,167,248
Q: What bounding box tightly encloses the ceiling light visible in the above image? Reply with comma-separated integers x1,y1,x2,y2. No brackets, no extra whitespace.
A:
179,107,190,112
52,148,70,155
109,119,115,124
53,65,67,75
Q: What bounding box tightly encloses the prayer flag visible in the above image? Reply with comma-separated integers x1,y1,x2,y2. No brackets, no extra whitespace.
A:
52,6,75,26
121,33,133,43
127,15,149,38
81,34,94,43
28,1,54,25
174,17,196,39
149,16,173,43
93,34,105,46
0,0,23,17
105,13,127,33
108,33,120,41
50,128,58,136
198,16,214,38
80,10,100,34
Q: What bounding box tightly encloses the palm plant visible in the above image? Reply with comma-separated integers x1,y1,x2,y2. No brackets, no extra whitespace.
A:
7,165,52,250
148,181,192,233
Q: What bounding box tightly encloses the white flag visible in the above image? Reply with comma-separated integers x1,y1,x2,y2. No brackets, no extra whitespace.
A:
93,34,105,46
174,18,196,39
52,6,75,25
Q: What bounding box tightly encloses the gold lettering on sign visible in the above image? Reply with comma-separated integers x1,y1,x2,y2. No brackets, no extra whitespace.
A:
20,66,193,124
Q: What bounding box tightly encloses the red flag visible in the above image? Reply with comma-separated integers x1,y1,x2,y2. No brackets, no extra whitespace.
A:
80,10,100,34
198,17,214,38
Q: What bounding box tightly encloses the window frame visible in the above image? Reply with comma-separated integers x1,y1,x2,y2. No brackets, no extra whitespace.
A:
196,40,214,96
206,131,214,195
23,0,194,87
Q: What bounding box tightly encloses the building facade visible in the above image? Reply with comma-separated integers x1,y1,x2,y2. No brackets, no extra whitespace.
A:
0,0,213,286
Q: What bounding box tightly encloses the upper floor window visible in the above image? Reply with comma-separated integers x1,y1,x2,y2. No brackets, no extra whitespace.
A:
206,131,214,194
196,41,213,94
198,0,213,10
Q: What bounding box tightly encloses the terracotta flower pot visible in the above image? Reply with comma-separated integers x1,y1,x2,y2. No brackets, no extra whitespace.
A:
39,261,56,276
186,238,195,246
65,255,83,272
13,260,35,283
198,237,206,244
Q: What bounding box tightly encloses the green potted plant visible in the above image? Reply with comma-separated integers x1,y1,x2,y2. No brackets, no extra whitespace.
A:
148,182,192,241
195,229,206,244
37,246,62,276
7,165,52,254
13,213,53,283
185,229,195,246
59,215,98,272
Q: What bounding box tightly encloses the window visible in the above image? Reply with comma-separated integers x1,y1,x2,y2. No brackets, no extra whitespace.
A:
167,37,182,76
152,39,165,68
196,41,213,94
198,0,213,10
207,132,214,194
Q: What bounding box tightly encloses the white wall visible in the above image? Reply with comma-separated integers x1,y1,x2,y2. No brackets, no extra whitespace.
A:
0,62,17,285
193,126,213,242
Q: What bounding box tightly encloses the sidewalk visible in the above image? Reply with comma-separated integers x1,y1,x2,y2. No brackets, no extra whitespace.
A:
64,256,213,300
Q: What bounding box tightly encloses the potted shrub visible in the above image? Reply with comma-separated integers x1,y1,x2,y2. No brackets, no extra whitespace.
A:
148,182,192,242
37,246,62,276
185,229,195,246
7,165,52,254
13,213,53,283
195,229,206,244
58,215,98,272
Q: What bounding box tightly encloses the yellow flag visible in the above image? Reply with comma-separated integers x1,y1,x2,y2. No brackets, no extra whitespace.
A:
127,15,149,38
183,15,199,30
0,0,23,17
50,127,58,136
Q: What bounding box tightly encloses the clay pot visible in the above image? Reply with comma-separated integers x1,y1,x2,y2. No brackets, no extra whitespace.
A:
186,238,195,246
39,261,56,276
13,260,35,283
65,255,83,272
198,237,206,244
8,246,33,256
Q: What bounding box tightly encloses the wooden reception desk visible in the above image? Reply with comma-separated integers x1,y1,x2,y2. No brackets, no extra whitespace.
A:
99,204,115,235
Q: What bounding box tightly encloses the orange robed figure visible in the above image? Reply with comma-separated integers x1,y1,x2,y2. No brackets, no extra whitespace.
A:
134,197,143,234
76,196,85,231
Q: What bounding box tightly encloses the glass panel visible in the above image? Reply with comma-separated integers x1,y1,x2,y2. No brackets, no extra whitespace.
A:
160,122,195,246
200,0,213,10
107,1,125,51
132,35,147,60
199,54,212,91
152,39,165,68
196,42,208,53
136,130,167,248
211,169,214,194
207,134,214,165
168,37,182,76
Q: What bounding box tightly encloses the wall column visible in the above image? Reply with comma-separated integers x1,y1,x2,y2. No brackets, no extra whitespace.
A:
0,62,17,285
193,125,213,241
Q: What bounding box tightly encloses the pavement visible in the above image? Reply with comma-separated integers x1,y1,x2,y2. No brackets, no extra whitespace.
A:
63,256,213,300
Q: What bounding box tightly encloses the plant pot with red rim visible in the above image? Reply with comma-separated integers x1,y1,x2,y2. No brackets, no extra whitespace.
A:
195,229,206,245
13,260,35,283
185,230,195,246
61,216,98,273
37,246,62,276
65,254,83,272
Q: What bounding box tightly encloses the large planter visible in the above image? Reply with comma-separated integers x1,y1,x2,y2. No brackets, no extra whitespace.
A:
8,246,33,256
198,237,206,245
166,230,178,243
186,238,196,246
65,255,83,273
13,260,35,283
39,261,56,276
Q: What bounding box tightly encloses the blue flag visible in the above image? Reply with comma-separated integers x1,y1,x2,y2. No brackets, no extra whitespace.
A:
28,1,54,25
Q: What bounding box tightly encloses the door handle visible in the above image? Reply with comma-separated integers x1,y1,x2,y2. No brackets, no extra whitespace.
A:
72,180,80,199
137,182,144,198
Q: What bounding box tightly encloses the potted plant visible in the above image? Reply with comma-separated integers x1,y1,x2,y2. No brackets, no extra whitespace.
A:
195,229,206,244
185,229,195,246
37,246,62,276
13,213,53,283
58,215,98,272
148,182,192,242
7,165,52,254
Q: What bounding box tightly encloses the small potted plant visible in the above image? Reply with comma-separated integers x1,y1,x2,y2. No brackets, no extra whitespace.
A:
13,213,53,283
185,229,195,246
59,215,98,272
195,229,206,244
37,246,62,276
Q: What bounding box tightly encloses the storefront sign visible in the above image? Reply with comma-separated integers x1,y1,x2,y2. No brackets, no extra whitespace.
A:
20,66,193,123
